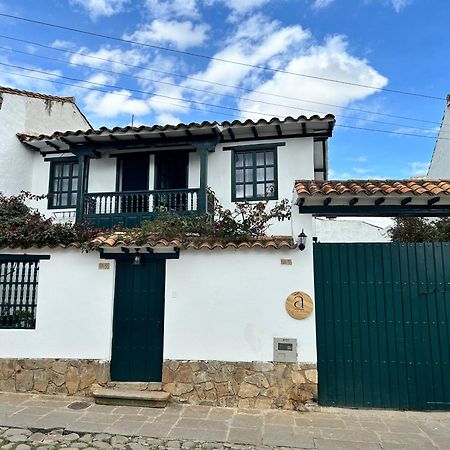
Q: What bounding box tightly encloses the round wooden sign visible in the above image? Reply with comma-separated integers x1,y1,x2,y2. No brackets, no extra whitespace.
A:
285,291,313,320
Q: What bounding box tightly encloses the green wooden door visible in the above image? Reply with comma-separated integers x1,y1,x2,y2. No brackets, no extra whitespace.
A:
111,257,166,381
314,243,450,410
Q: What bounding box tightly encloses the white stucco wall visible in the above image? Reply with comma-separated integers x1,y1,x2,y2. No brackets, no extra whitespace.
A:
428,97,450,178
314,218,391,243
0,248,115,359
209,138,314,236
0,215,316,363
0,93,90,198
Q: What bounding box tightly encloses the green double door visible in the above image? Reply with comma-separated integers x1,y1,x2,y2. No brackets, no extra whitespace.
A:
111,256,166,382
314,243,450,410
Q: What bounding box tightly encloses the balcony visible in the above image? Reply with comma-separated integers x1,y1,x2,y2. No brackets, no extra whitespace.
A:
81,188,215,229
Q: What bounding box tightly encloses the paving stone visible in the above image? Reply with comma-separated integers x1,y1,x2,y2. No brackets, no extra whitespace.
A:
110,436,128,446
378,432,438,448
72,443,89,448
79,434,93,443
263,425,315,448
93,441,113,449
16,445,31,450
231,414,263,429
61,433,81,442
1,444,15,450
93,434,112,442
228,427,262,445
319,428,380,443
29,432,47,442
314,438,381,450
138,422,173,438
6,435,30,443
3,429,32,437
128,444,146,450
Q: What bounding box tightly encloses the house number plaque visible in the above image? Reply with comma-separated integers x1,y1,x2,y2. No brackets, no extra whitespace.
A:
285,291,313,320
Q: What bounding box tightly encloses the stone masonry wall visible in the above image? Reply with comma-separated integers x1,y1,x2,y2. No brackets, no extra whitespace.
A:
0,359,110,396
0,359,317,410
162,361,317,410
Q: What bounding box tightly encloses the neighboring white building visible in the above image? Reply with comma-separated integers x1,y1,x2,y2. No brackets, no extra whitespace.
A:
428,94,450,178
0,86,91,200
314,217,391,243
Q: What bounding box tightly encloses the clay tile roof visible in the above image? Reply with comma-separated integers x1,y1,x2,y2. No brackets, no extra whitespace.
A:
91,233,296,250
294,179,450,197
17,114,335,143
0,85,76,103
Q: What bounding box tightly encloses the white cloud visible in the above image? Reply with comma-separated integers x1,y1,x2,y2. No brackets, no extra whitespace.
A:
0,54,63,95
206,0,270,14
347,155,368,163
156,113,182,124
70,0,129,19
183,15,309,98
390,0,412,12
237,35,388,119
69,46,148,73
145,0,200,19
125,20,209,50
394,126,439,135
312,0,335,8
51,40,77,50
81,74,151,118
365,0,412,13
408,162,429,177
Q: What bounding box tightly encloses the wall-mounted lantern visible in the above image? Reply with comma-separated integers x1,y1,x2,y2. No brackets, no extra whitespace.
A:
298,229,307,251
133,249,141,265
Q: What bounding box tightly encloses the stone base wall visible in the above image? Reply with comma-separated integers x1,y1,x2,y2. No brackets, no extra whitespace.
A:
162,360,317,410
0,358,317,410
0,359,110,396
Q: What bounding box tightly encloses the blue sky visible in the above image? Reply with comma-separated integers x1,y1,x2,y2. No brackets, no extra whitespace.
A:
0,0,449,180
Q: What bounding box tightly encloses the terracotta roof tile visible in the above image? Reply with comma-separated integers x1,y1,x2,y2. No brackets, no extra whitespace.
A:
295,179,450,197
0,85,75,103
17,114,335,143
91,233,296,250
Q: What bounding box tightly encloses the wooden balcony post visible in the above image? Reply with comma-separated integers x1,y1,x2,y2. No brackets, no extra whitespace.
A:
73,149,95,223
192,140,217,213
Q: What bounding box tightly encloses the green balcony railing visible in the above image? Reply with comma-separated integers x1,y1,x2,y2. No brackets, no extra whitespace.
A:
81,188,213,228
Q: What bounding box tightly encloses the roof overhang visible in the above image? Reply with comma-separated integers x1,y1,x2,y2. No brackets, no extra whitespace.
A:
294,180,450,217
17,115,335,156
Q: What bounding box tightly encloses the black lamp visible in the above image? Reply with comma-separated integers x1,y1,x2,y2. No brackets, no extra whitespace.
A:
133,249,141,265
298,229,307,251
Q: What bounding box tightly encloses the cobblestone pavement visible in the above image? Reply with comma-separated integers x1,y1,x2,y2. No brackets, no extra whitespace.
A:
1,393,450,450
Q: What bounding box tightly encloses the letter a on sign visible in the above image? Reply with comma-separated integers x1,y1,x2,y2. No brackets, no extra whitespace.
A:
285,291,313,320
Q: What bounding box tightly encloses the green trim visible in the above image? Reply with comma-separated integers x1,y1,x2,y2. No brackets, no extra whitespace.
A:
0,254,50,261
231,146,279,202
100,250,180,260
223,142,285,151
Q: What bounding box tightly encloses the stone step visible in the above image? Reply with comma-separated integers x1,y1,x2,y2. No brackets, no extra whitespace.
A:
107,381,163,391
93,389,170,408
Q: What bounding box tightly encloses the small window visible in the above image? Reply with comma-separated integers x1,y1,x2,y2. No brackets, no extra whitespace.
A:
232,148,278,201
49,159,79,209
0,256,48,329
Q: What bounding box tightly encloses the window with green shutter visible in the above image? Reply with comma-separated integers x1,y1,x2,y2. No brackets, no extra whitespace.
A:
232,147,278,201
48,159,79,209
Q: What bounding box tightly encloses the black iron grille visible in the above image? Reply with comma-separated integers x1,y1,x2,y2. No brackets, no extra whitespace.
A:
0,259,40,329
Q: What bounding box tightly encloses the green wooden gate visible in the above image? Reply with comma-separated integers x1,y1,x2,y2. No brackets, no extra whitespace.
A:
111,256,166,382
314,243,450,410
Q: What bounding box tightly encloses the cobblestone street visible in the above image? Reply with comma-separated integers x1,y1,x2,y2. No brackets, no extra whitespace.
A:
1,392,450,449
